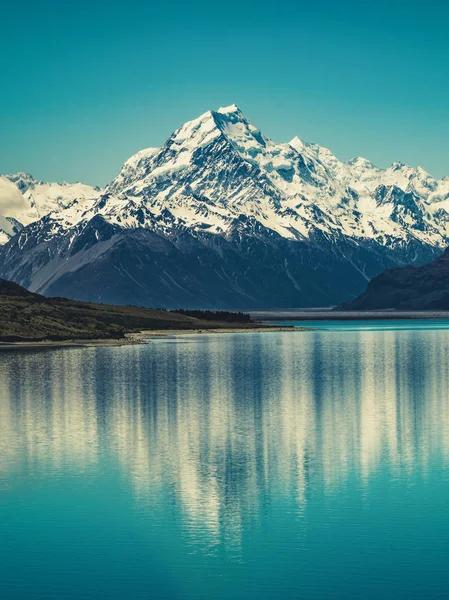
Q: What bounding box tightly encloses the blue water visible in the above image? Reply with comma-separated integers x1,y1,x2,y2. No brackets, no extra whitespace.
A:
1,323,449,599
272,317,449,332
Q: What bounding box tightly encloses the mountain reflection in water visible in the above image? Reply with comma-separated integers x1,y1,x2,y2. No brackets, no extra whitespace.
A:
2,329,449,560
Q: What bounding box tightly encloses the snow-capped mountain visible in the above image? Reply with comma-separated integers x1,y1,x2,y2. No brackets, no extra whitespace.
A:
0,173,100,243
1,104,449,308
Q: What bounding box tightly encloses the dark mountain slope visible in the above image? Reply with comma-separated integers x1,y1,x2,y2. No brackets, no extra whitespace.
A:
0,213,436,309
339,248,449,310
0,278,38,298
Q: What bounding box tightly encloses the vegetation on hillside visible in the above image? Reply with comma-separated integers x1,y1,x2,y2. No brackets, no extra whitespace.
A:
0,279,258,342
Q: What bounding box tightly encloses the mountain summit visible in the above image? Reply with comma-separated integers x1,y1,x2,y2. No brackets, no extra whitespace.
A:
1,105,449,308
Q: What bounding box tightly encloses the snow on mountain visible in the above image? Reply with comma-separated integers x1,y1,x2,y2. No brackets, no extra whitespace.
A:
0,173,100,243
111,148,160,191
99,105,448,249
1,105,448,308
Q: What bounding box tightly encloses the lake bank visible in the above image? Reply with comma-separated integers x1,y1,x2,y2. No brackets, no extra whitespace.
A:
0,325,306,350
251,309,449,321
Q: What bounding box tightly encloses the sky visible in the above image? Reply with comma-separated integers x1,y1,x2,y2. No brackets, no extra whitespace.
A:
1,0,449,186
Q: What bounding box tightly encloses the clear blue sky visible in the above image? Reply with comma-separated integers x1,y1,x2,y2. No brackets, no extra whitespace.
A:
1,0,448,186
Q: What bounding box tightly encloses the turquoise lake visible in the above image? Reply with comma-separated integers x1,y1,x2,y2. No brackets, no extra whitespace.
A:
1,322,449,599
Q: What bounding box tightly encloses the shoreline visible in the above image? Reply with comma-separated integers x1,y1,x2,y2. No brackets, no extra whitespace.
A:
137,326,303,339
251,310,449,321
0,326,305,350
4,310,449,350
0,336,140,351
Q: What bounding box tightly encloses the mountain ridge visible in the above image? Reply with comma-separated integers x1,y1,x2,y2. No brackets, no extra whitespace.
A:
1,104,449,308
0,173,99,243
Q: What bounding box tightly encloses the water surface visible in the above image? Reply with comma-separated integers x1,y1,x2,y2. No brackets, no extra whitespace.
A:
1,324,449,599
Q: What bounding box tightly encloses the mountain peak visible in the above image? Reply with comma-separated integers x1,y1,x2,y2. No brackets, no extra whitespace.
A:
216,104,241,115
7,172,36,181
6,172,37,191
415,165,431,178
346,156,377,169
390,161,409,171
289,136,306,152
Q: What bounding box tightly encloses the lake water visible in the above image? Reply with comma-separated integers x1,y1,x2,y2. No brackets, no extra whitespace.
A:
1,322,449,599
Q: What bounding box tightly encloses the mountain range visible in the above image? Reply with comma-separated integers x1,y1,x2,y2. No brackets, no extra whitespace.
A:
0,173,99,244
1,104,449,309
